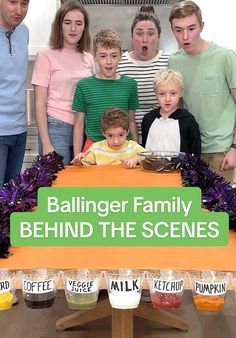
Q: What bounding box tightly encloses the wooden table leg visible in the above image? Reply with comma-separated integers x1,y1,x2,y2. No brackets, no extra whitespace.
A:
56,299,111,331
134,302,190,331
56,298,189,335
112,308,133,338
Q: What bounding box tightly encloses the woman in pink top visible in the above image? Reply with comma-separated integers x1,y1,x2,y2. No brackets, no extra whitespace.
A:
32,0,95,164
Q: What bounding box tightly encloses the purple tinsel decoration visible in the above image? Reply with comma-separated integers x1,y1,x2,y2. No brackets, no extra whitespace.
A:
0,151,64,258
181,154,236,229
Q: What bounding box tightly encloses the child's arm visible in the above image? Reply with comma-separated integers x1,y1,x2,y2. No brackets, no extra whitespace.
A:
71,152,86,166
71,149,95,166
73,112,85,156
128,110,139,142
123,156,140,168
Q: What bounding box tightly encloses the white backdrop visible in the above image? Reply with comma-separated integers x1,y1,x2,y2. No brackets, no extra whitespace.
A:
195,0,236,52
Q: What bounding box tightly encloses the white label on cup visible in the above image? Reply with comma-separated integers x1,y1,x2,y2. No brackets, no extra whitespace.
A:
152,278,184,293
109,278,141,292
0,279,11,293
23,279,54,294
195,281,226,296
66,278,98,293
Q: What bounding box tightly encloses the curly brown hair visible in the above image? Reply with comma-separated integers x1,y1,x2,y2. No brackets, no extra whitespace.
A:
101,108,129,132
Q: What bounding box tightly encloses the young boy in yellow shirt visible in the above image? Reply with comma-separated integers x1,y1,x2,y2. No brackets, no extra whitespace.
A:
71,108,144,167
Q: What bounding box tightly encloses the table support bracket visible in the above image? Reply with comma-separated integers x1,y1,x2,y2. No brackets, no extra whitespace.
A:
56,298,190,337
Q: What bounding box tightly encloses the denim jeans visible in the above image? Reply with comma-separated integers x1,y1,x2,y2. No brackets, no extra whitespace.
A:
0,132,27,188
38,115,73,165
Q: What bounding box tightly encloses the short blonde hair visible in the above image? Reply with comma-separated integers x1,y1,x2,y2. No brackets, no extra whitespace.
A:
93,29,122,54
153,68,184,91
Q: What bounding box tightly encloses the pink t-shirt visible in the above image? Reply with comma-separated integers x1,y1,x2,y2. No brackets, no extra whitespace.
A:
32,48,95,125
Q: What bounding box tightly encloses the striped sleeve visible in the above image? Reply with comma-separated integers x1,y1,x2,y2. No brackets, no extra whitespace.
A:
117,51,169,135
72,79,87,113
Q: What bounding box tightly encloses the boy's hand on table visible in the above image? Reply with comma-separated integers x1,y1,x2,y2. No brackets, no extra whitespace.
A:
70,152,85,166
123,156,140,168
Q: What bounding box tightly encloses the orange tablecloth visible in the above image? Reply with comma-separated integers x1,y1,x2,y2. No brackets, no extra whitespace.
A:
2,165,234,271
53,164,182,187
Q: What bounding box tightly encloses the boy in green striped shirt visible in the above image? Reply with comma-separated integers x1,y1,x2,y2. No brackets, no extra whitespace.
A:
72,29,139,157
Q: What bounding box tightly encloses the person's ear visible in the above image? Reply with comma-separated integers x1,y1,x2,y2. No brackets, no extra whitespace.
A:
94,51,98,62
200,21,204,33
154,89,159,101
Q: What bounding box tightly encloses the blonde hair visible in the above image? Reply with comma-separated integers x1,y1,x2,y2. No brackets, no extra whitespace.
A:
93,29,122,54
153,68,184,91
169,0,202,25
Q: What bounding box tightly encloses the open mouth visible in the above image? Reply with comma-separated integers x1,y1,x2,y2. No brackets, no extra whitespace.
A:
142,46,148,53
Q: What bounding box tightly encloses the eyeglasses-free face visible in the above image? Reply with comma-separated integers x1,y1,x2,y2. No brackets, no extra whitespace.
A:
132,20,160,61
0,0,29,31
62,9,85,50
103,127,128,150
